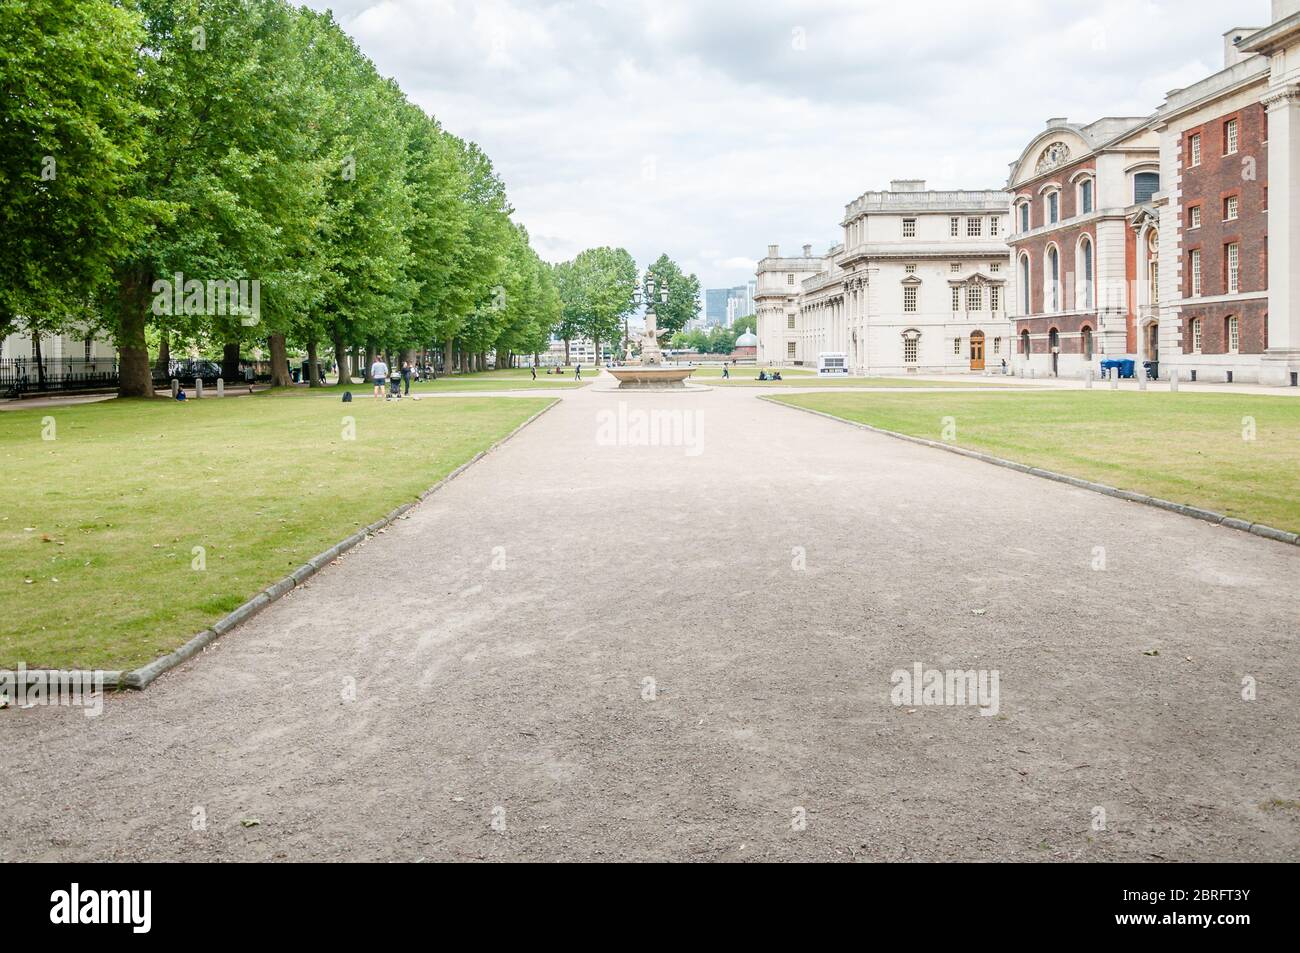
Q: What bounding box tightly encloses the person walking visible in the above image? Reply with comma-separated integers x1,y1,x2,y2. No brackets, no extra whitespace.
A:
401,360,412,396
722,365,730,380
370,354,389,401
530,364,536,381
574,363,582,382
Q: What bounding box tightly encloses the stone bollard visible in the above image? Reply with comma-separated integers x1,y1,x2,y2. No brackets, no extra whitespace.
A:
195,378,203,399
1085,368,1093,389
170,379,179,399
1169,368,1179,393
1138,368,1147,391
1110,370,1119,390
216,377,224,398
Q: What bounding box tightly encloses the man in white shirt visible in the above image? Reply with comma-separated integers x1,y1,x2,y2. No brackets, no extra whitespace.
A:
370,356,389,401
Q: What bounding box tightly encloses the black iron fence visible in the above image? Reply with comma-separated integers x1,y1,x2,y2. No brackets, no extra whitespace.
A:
1,357,119,397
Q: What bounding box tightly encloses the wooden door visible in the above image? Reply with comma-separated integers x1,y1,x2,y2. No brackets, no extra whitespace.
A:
969,332,985,371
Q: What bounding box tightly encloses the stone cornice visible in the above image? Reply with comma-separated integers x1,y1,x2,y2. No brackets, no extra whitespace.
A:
1262,83,1300,109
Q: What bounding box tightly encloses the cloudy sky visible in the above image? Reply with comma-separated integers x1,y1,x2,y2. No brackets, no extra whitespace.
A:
304,0,1270,300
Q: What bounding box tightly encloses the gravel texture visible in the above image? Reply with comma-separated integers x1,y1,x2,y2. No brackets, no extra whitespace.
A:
2,381,1297,862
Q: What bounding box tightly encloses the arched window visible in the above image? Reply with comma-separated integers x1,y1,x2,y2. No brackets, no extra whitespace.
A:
1044,188,1061,225
1045,245,1061,313
1078,236,1094,310
1019,253,1032,314
1134,171,1160,204
1190,317,1202,353
1226,315,1239,354
1020,329,1031,356
1081,325,1094,361
902,329,920,364
1077,176,1094,215
1017,199,1031,233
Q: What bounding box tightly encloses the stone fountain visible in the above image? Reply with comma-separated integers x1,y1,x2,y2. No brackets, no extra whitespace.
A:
605,275,697,389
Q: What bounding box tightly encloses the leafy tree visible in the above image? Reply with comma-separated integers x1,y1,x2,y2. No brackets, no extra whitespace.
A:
551,259,585,364
733,315,757,336
0,0,151,361
105,0,335,395
573,247,637,366
643,254,701,340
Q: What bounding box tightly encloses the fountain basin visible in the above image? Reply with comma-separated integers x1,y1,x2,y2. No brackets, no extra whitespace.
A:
605,366,696,389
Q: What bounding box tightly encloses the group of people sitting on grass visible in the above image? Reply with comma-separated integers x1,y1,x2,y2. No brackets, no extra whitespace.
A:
756,369,783,381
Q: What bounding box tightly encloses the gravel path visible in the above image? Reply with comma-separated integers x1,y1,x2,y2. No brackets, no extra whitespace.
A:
3,379,1298,862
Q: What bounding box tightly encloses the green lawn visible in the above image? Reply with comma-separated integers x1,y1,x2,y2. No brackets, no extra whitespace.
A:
771,390,1300,533
1,391,553,670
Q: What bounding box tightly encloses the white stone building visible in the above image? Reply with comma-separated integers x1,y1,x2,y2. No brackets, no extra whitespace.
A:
757,181,1013,374
754,244,827,366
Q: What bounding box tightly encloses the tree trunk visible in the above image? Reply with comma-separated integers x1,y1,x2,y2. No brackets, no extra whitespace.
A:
307,338,322,388
564,338,571,365
333,332,349,384
155,332,171,380
593,335,601,367
116,265,154,397
221,340,240,382
33,332,46,391
268,333,292,386
443,340,453,375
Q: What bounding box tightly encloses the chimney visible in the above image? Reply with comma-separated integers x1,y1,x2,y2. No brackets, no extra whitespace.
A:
767,244,779,258
1047,117,1067,127
1224,26,1266,67
802,243,813,257
889,179,926,193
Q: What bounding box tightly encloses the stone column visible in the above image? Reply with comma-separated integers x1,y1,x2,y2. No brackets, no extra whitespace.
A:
1262,83,1300,385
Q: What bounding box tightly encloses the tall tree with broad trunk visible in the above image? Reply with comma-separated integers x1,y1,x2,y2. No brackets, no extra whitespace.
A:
0,0,151,372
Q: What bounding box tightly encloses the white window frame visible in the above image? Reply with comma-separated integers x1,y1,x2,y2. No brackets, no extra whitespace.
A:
1226,243,1240,294
1190,249,1202,296
1227,315,1240,354
902,218,917,238
903,286,918,313
1191,317,1202,353
1224,195,1239,222
1189,205,1202,229
966,217,983,238
903,330,919,363
1189,132,1202,167
1224,118,1239,156
967,284,982,312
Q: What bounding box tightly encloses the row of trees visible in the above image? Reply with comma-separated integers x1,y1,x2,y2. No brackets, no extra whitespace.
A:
1,0,561,394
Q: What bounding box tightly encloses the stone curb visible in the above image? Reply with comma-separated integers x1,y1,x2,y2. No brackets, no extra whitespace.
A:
762,396,1300,549
3,398,560,695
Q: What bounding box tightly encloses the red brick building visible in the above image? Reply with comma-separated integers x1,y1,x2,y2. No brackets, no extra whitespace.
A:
1008,3,1300,386
1006,118,1158,378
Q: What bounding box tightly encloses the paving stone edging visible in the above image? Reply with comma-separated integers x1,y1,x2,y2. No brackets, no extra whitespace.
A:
763,396,1300,549
2,399,560,695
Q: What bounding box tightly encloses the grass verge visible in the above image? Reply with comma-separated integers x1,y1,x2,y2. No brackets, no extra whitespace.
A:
770,390,1300,533
2,392,553,670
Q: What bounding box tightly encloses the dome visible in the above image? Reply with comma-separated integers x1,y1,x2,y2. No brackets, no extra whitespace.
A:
734,330,758,347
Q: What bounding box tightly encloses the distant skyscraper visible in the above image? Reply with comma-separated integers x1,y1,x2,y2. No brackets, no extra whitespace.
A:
707,283,757,328
705,288,730,327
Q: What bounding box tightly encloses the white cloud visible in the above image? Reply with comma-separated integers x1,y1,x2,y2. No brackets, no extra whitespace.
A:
305,0,1268,296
